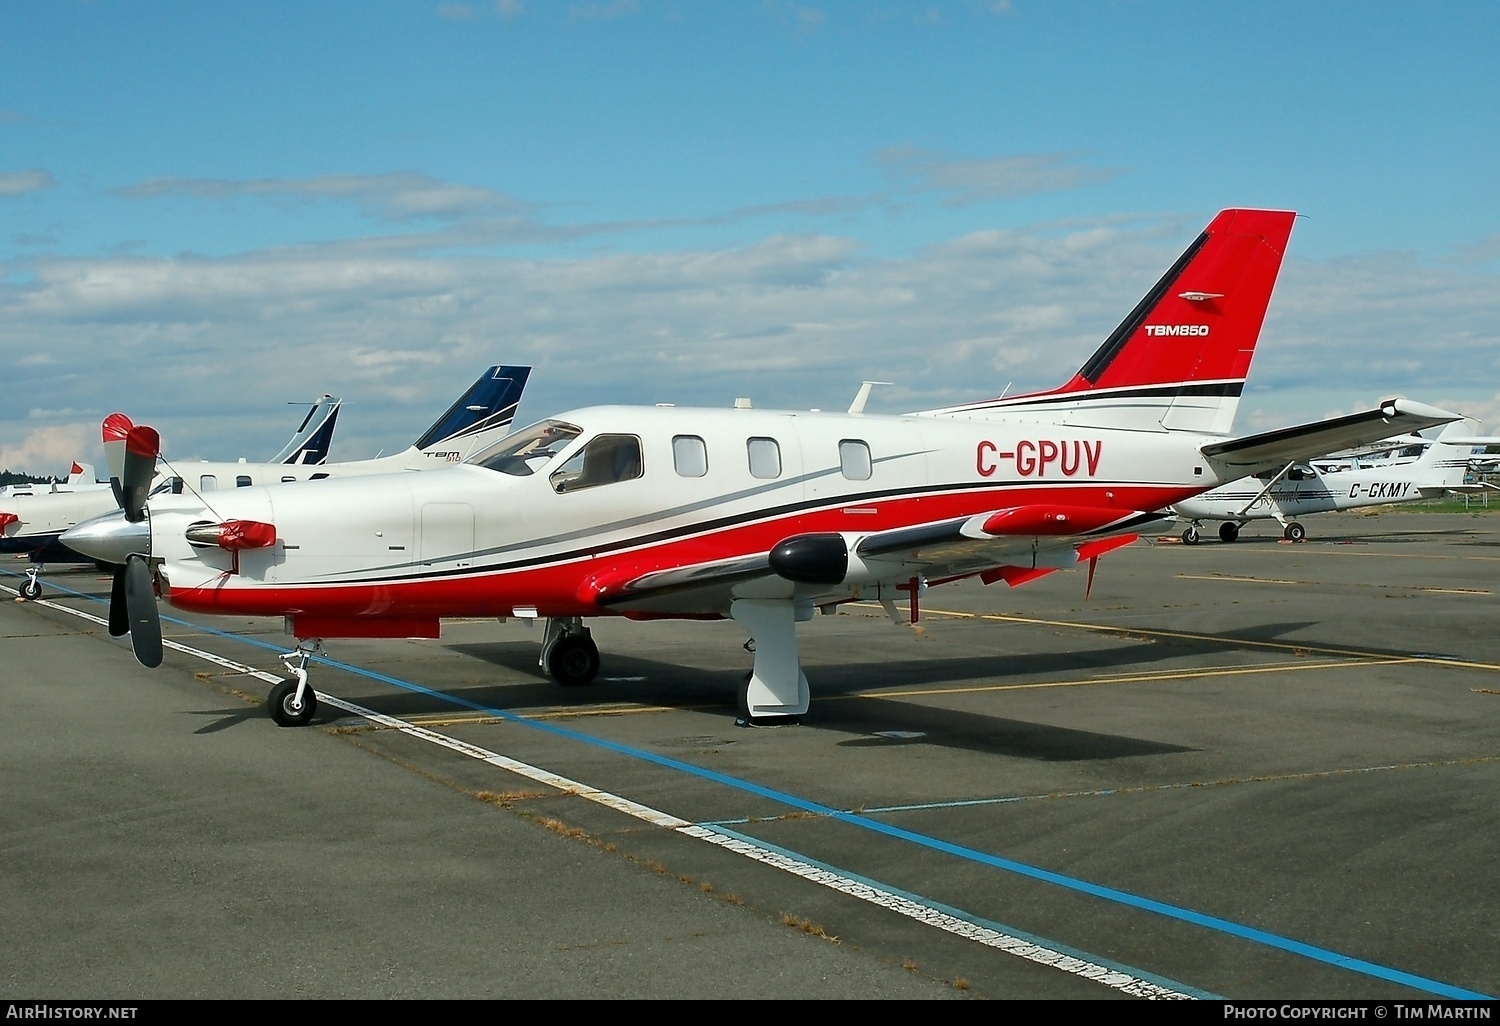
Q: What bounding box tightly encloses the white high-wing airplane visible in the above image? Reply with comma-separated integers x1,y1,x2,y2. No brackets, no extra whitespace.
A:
1,393,342,586
62,209,1463,728
1171,418,1498,543
0,461,104,498
9,366,530,599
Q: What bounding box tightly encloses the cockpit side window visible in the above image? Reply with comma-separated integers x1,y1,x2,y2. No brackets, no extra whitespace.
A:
472,420,583,476
550,434,643,494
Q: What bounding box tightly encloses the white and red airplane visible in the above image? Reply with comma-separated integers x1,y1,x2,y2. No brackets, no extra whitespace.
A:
63,209,1462,727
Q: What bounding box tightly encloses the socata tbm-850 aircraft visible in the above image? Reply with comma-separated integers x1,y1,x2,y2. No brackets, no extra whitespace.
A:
1172,418,1498,543
64,209,1462,727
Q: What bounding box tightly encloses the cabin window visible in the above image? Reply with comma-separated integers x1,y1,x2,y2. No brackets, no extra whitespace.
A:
550,434,643,494
309,473,330,481
747,437,781,480
839,440,872,481
200,475,217,492
673,435,708,478
474,420,583,476
281,475,297,483
236,475,252,488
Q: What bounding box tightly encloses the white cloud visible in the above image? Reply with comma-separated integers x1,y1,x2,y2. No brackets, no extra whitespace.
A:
0,169,56,197
3,214,1499,470
0,423,94,477
111,172,529,224
877,148,1127,206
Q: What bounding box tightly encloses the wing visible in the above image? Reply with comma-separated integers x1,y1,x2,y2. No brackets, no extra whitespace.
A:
583,504,1169,616
1201,398,1461,475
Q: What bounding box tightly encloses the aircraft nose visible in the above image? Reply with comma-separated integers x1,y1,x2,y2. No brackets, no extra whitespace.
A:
61,511,151,564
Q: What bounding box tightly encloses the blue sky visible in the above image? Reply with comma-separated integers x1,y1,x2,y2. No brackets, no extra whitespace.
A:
3,1,1499,471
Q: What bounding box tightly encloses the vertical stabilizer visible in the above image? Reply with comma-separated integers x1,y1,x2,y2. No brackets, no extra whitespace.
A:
412,365,533,460
270,394,342,465
922,208,1296,434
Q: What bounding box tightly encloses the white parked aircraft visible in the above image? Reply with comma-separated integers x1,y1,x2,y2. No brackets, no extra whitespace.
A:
2,393,342,581
1171,418,1497,543
11,366,530,598
62,209,1463,728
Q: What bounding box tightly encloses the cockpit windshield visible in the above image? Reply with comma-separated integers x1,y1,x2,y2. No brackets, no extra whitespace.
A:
469,420,583,476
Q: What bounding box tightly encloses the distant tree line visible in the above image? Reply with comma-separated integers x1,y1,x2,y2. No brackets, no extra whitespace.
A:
1,470,58,487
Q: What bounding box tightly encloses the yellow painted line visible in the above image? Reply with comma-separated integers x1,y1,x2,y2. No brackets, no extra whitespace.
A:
1277,546,1500,563
1175,573,1490,595
833,657,1418,700
851,603,1500,673
1176,573,1301,585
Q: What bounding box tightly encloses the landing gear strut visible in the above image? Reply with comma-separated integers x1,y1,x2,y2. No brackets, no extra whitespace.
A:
19,567,42,601
731,598,811,727
541,617,600,686
270,640,322,727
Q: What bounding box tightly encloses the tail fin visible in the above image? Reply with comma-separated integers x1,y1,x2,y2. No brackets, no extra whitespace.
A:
925,208,1296,434
412,365,532,460
270,394,342,465
1425,418,1486,489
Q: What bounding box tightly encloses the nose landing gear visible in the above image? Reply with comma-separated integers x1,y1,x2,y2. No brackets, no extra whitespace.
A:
270,640,322,727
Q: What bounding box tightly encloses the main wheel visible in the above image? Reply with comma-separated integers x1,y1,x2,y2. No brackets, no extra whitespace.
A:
268,678,318,727
1218,521,1240,543
1181,526,1200,545
1285,522,1306,542
547,635,600,686
19,578,41,601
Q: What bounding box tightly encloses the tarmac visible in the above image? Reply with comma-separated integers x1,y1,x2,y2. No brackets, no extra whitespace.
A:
3,509,1498,1000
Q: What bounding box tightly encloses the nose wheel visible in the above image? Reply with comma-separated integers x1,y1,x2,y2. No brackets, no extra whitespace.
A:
270,641,322,727
19,568,42,601
1181,526,1200,545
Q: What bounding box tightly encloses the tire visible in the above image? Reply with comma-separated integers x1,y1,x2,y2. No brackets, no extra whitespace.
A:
19,578,41,601
547,635,600,686
1181,527,1200,545
268,678,317,727
1286,522,1306,542
1218,521,1240,543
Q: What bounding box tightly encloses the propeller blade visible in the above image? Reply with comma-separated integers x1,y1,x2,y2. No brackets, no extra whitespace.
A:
102,413,133,511
124,556,162,668
1085,555,1099,600
108,565,129,637
121,425,160,523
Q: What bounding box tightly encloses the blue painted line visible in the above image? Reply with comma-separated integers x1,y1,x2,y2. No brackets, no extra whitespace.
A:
706,824,1222,999
18,568,1492,1001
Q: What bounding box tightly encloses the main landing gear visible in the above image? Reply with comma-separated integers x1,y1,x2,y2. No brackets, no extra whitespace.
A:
270,640,322,727
1282,522,1306,542
731,598,811,727
1219,521,1240,543
541,617,600,686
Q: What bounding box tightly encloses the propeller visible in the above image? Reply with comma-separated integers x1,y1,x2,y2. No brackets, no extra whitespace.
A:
92,413,164,667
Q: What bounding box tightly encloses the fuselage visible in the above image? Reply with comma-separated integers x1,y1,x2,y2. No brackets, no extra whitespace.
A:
141,404,1221,630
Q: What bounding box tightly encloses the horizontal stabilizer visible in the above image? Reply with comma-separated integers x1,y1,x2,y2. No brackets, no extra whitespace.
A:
1201,399,1461,476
